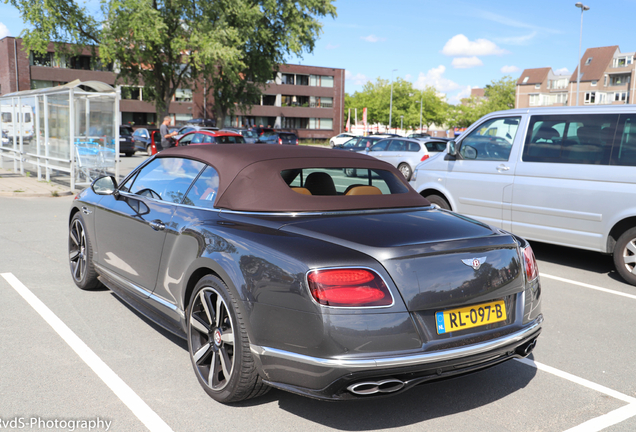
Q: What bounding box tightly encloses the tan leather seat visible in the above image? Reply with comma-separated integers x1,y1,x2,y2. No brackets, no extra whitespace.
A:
345,185,382,196
292,187,312,195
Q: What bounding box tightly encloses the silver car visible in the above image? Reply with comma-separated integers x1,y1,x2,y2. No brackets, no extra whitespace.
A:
359,138,447,181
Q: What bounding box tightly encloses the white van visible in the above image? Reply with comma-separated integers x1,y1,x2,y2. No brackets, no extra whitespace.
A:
0,104,34,143
411,105,636,285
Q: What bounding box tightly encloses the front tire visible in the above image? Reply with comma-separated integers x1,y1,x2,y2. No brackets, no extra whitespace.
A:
613,228,636,285
425,194,451,210
187,275,269,403
68,212,101,290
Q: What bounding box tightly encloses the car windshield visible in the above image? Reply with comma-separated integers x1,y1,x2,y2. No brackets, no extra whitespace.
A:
120,128,132,136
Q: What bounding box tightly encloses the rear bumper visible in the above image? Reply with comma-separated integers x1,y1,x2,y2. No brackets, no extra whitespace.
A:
251,316,543,400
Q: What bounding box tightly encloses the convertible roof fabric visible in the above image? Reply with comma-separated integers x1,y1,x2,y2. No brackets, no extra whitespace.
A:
158,144,430,212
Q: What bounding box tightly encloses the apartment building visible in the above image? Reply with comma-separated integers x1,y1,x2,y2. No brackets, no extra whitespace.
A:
515,67,570,108
0,36,344,139
516,45,636,109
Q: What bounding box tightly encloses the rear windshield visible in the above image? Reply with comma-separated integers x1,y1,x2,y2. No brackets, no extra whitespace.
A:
120,127,133,136
241,130,257,138
281,168,409,196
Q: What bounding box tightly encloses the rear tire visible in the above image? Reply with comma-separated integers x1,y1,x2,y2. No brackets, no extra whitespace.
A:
146,144,152,156
425,194,451,210
613,228,636,286
124,151,134,157
398,163,412,181
187,275,269,403
344,168,357,178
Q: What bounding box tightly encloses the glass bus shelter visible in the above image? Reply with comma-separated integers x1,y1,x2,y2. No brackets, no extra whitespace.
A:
0,80,119,190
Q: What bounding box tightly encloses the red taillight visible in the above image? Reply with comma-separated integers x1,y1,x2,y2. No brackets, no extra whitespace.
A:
278,137,282,145
295,138,299,145
307,268,392,307
522,245,539,281
421,154,430,162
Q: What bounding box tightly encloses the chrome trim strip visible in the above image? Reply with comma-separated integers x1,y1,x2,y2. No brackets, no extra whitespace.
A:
304,266,395,309
220,206,432,218
95,264,179,312
251,320,542,370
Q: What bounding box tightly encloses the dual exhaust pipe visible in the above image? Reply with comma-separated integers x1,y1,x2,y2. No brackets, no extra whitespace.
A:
347,378,405,396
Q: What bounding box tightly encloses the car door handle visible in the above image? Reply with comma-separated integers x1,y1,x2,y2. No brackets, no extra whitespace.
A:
149,220,165,231
496,164,510,172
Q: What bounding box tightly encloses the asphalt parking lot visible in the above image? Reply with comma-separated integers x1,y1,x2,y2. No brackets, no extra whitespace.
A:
1,155,636,431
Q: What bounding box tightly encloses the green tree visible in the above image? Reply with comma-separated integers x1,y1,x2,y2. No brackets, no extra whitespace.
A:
483,75,516,111
6,0,336,121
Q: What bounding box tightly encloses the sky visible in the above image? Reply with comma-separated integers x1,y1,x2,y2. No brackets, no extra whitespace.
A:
1,0,635,104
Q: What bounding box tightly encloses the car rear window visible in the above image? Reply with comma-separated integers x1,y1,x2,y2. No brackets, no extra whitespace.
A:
281,168,409,196
120,127,133,136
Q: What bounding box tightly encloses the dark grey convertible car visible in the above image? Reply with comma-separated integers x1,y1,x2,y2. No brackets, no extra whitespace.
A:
68,144,543,403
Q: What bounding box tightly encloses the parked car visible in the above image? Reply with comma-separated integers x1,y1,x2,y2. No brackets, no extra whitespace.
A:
407,132,431,139
185,118,216,128
356,137,441,181
329,132,357,147
257,131,298,145
132,128,160,155
220,128,258,143
252,126,274,137
176,130,245,146
119,125,135,157
411,105,636,286
69,144,542,403
333,136,384,151
173,126,219,142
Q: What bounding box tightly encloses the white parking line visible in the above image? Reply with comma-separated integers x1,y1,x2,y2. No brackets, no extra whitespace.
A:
517,358,636,431
1,273,174,432
541,273,636,301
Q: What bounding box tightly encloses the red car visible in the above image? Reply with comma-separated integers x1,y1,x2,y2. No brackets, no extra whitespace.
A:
176,130,246,147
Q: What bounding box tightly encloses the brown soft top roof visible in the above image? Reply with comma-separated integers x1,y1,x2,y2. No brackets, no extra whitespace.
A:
157,144,429,212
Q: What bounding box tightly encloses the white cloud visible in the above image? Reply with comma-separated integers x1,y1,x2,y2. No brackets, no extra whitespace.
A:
449,85,474,104
495,32,537,46
452,56,483,69
361,34,385,43
0,22,10,39
501,65,520,74
345,70,369,86
555,67,570,76
442,34,507,56
325,43,339,50
413,65,460,93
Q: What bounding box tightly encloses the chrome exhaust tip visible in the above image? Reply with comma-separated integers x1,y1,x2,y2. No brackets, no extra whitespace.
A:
347,378,405,396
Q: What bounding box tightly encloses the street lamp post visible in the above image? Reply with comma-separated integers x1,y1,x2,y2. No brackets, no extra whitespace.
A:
575,2,590,106
416,96,423,133
389,69,397,132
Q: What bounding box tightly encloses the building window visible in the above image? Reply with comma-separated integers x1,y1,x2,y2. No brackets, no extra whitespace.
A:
584,92,596,104
296,75,309,86
604,75,608,86
613,56,634,68
262,95,277,106
591,80,598,86
30,52,53,67
522,77,529,84
308,118,333,129
615,92,628,102
585,57,592,65
610,75,630,86
528,94,540,106
534,83,541,89
31,80,66,90
175,114,193,122
281,117,309,129
121,86,142,100
309,75,334,87
174,89,192,102
70,55,92,70
122,112,157,126
310,96,333,108
281,74,295,85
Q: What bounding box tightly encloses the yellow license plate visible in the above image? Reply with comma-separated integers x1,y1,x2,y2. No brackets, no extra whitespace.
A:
435,300,507,334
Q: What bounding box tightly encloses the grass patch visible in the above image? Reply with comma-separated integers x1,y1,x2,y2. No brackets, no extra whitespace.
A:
51,190,59,197
13,189,24,193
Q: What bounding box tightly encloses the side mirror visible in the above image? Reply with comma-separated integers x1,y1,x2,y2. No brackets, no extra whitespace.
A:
444,140,458,161
92,175,118,196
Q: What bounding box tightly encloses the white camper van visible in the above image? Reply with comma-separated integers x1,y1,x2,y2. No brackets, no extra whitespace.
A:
411,105,636,285
0,104,35,143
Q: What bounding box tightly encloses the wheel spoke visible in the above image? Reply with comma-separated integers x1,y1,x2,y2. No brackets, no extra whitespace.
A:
190,314,210,334
220,329,234,345
193,342,211,364
200,291,213,325
74,257,83,279
208,352,218,387
69,228,80,247
69,250,80,261
624,255,636,264
626,241,636,255
215,295,224,327
219,347,232,379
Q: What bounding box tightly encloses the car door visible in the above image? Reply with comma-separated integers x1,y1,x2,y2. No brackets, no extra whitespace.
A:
366,139,390,161
94,157,205,296
444,116,523,229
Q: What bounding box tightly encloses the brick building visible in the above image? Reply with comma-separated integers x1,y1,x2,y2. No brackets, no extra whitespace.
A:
0,36,344,139
515,45,636,108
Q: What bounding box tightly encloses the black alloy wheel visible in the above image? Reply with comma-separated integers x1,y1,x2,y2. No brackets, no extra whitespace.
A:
613,227,636,286
187,276,269,403
68,213,101,290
